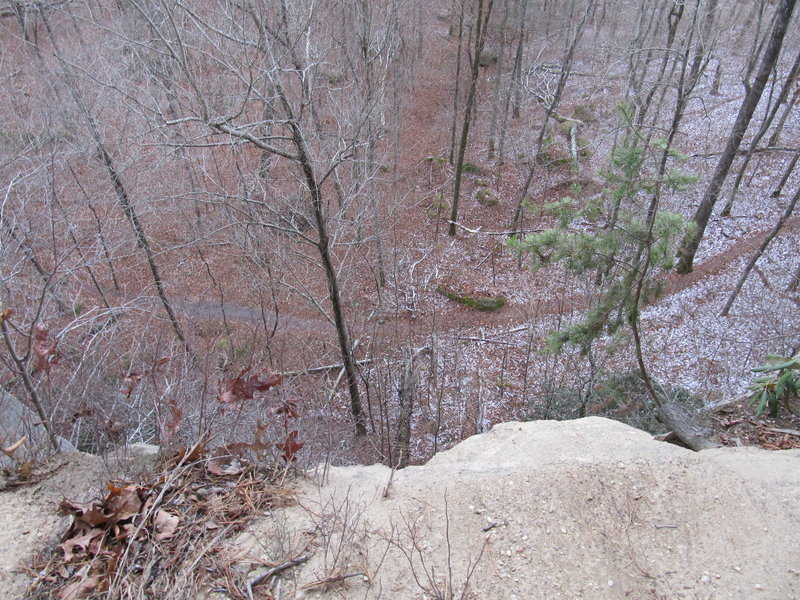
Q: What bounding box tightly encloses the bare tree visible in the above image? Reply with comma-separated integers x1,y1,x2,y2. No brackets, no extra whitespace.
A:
676,0,798,274
721,185,799,316
509,0,591,236
449,0,494,237
122,0,412,435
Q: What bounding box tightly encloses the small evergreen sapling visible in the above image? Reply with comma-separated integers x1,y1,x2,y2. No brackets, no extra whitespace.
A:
510,107,696,357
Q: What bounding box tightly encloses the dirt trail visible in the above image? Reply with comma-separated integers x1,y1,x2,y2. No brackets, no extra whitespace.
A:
174,216,800,339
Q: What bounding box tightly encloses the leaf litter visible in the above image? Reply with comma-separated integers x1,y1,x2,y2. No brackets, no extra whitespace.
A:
26,373,306,600
27,446,295,600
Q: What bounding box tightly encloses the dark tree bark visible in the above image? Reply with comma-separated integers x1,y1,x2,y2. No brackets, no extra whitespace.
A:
721,185,799,316
37,5,191,354
487,0,509,159
448,0,466,165
449,0,494,237
772,147,800,197
676,0,797,274
394,352,415,468
722,47,800,215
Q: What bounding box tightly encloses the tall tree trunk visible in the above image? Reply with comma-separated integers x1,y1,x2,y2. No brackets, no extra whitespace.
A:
767,87,800,146
676,0,797,274
449,0,494,237
721,47,800,215
448,0,466,165
721,184,799,316
772,147,800,197
394,352,415,468
509,0,590,235
487,0,509,159
37,5,191,353
510,6,525,120
265,39,368,436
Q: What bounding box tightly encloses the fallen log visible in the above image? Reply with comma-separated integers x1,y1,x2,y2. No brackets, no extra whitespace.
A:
657,401,721,451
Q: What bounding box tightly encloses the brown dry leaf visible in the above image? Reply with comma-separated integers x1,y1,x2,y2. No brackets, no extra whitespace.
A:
105,484,143,522
164,398,182,442
113,522,136,541
120,371,145,396
3,435,26,457
167,441,206,467
277,430,304,462
271,398,300,419
207,455,248,476
58,566,101,600
60,527,105,562
0,307,14,324
59,499,112,528
18,461,32,479
249,420,270,453
33,322,59,371
219,368,281,404
154,510,180,541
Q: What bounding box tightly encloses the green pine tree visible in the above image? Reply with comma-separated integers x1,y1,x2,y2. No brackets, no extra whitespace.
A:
511,105,696,361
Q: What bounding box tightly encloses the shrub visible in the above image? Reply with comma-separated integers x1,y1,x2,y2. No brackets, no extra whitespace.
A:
476,189,499,206
436,286,506,312
748,352,800,417
529,371,703,435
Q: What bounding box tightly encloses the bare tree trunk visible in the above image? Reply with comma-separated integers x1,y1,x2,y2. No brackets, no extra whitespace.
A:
448,0,466,165
487,0,509,159
510,6,525,120
262,37,368,435
768,87,800,146
449,0,494,237
711,60,723,95
37,6,191,354
721,185,799,316
787,262,800,293
394,352,414,468
722,47,800,215
509,0,590,235
772,147,800,197
676,0,797,274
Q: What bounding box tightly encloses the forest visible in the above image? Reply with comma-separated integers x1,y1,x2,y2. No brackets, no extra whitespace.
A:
1,0,799,466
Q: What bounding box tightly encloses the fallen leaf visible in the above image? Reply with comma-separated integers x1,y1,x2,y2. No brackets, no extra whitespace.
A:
58,568,101,600
154,510,180,541
105,485,142,522
59,499,113,528
60,528,105,562
207,455,248,476
168,441,206,467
